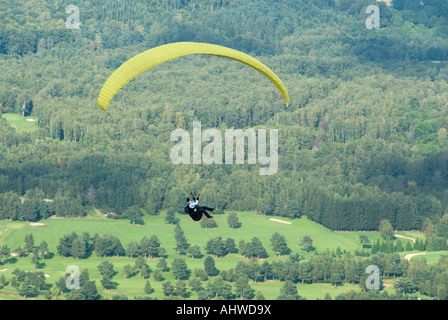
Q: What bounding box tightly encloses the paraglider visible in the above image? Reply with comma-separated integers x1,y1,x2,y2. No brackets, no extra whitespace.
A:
184,192,215,222
97,42,289,111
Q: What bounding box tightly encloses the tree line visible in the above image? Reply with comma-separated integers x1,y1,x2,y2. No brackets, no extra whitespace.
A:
3,225,448,300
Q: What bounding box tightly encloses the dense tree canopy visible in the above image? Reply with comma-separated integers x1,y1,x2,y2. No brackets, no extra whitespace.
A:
0,0,448,233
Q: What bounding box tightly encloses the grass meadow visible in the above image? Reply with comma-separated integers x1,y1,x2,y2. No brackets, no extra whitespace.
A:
0,211,422,300
1,113,39,132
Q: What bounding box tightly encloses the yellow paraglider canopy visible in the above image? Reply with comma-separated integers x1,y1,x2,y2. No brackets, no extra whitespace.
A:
98,42,289,111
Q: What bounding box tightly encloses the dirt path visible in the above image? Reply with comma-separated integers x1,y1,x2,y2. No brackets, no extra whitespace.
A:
405,252,426,261
395,234,416,243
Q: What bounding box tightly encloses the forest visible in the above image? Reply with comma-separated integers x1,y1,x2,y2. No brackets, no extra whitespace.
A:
1,0,448,236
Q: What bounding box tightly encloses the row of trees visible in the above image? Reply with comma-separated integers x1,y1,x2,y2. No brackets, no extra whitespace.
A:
0,177,444,233
4,227,448,299
369,236,448,255
53,229,302,261
0,192,84,222
0,233,49,265
6,229,298,264
162,251,448,300
14,218,448,273
6,250,448,300
55,232,170,260
55,250,448,300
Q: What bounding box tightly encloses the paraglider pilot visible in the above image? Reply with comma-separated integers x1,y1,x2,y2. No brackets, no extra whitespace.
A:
185,193,214,221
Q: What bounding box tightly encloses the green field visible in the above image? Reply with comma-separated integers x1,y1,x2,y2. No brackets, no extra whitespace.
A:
0,212,416,300
1,113,38,132
407,251,448,264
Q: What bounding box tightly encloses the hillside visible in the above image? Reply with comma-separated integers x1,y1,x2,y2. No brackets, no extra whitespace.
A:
0,0,448,231
1,0,448,301
0,211,429,300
